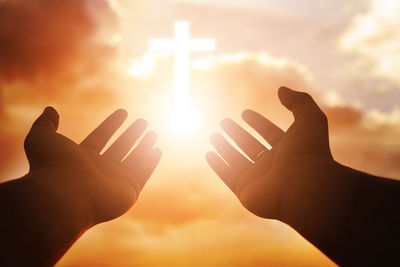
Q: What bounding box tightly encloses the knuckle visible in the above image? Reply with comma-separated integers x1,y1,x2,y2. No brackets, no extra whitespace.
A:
299,92,312,102
315,109,328,126
295,92,313,107
320,112,328,123
23,132,36,151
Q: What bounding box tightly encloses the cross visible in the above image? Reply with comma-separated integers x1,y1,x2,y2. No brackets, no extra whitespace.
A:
149,21,216,134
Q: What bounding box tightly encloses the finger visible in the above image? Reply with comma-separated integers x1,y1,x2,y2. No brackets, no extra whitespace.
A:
206,151,236,191
127,148,162,192
140,148,162,186
30,106,60,132
210,132,251,171
221,118,266,161
102,119,147,162
122,131,158,166
241,109,284,146
80,109,128,152
278,87,327,125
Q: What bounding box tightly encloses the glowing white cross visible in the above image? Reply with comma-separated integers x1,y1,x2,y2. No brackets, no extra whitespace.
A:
149,21,215,134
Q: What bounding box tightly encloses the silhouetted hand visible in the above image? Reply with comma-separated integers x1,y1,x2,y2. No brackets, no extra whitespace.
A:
24,107,162,225
206,87,400,266
206,86,334,221
0,107,162,266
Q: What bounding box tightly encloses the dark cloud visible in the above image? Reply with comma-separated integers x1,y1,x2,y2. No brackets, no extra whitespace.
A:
0,0,115,86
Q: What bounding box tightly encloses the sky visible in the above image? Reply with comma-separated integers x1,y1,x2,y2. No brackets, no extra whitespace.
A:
1,0,400,266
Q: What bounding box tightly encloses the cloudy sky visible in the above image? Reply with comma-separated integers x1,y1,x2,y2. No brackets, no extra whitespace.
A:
1,0,400,266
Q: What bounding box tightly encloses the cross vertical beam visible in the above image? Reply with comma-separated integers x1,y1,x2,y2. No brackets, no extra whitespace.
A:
149,21,216,134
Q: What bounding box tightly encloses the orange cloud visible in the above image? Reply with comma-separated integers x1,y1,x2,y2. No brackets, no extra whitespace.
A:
1,0,83,81
0,0,118,105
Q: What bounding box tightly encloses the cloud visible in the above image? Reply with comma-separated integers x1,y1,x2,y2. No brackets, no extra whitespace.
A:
363,107,400,132
0,0,116,87
336,0,400,110
191,51,313,114
324,105,363,128
0,0,122,167
116,0,400,114
340,0,400,81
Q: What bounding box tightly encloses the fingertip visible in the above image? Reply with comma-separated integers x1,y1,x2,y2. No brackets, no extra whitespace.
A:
278,86,293,93
242,109,268,125
116,108,128,114
115,108,128,119
278,86,292,98
111,108,129,124
44,106,59,117
128,119,147,135
221,118,237,131
34,106,60,131
44,106,57,114
278,86,296,110
147,130,158,139
241,109,255,121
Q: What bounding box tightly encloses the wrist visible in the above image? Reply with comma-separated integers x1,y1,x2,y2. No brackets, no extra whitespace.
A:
0,171,94,266
26,169,95,230
279,159,356,229
279,159,362,262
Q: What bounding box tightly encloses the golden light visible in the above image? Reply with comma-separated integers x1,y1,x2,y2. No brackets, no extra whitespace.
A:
127,53,156,77
149,21,216,135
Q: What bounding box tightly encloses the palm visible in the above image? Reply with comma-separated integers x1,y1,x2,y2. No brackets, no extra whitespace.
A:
25,108,161,224
207,87,332,220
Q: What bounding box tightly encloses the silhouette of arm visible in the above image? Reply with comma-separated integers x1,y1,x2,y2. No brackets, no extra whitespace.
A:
206,86,400,266
0,107,162,266
293,163,400,266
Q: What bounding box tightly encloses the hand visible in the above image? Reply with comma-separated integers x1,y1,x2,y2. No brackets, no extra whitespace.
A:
206,87,336,222
24,107,162,225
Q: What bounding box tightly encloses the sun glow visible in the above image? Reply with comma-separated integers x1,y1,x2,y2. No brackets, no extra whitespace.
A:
149,21,215,135
127,53,156,77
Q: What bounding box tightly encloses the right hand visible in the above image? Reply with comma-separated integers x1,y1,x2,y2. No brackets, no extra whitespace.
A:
206,87,338,222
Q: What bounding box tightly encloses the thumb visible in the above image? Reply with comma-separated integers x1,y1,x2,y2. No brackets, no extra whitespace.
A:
278,86,326,124
30,106,60,132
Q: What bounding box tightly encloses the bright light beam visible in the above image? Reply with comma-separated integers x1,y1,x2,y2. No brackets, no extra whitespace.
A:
149,21,215,135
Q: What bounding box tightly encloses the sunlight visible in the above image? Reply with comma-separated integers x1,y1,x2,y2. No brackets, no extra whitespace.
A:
172,106,205,136
149,21,215,135
127,53,156,77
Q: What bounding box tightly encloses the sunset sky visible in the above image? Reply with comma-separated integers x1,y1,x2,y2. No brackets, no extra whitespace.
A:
1,0,400,266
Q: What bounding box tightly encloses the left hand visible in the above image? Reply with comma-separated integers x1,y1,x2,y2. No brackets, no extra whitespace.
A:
24,107,162,225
